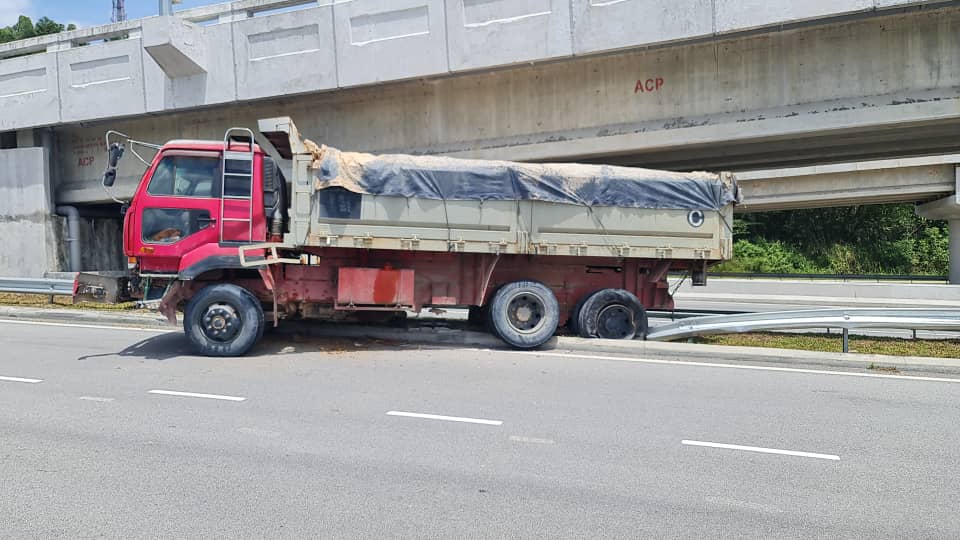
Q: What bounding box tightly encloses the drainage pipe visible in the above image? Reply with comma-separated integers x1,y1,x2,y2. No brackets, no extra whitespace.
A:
56,205,82,272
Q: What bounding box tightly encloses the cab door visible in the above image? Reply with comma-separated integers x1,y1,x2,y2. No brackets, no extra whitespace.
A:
130,150,223,273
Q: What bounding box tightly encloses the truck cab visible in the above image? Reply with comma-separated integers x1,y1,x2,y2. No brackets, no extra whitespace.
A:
122,131,284,281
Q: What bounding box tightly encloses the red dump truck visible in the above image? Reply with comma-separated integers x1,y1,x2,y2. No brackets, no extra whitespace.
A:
93,117,738,356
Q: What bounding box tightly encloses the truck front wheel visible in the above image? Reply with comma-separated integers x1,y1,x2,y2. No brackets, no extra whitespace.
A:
184,284,265,357
488,281,559,349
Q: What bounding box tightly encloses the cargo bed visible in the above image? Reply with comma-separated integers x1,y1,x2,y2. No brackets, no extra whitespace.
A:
260,118,738,263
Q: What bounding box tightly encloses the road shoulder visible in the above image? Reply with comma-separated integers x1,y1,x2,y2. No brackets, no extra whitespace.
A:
1,304,958,375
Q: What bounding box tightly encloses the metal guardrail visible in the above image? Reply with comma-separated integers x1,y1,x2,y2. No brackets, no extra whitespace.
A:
0,277,75,296
646,308,960,350
669,272,949,283
647,309,747,321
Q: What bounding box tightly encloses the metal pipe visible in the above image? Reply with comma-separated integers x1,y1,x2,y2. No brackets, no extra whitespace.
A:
56,206,82,272
159,0,173,16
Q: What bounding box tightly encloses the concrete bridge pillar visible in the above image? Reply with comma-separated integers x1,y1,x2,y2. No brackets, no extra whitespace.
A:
917,170,960,284
950,220,960,285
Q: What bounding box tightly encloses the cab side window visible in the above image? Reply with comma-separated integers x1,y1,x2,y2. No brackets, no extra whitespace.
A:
146,156,220,198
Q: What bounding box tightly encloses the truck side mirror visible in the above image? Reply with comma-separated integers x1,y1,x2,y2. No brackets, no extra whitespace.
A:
108,142,125,167
102,142,125,187
102,168,117,187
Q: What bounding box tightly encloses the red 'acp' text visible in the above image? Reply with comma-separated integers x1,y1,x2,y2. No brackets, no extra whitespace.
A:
635,77,665,94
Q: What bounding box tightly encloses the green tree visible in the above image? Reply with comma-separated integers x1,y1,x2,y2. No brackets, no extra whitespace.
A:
11,15,34,40
33,17,64,35
0,15,76,44
731,203,949,276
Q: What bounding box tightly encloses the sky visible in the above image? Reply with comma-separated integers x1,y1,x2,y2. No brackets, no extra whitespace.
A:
0,0,227,29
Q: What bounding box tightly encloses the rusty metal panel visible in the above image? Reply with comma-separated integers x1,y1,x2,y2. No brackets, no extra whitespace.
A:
336,267,415,308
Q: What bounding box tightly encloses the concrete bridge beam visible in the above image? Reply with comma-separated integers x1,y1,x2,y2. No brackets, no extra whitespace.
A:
737,157,960,212
142,16,207,77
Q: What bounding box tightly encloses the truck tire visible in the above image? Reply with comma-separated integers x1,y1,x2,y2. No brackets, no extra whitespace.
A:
488,281,559,349
568,289,601,336
184,284,264,357
577,289,646,340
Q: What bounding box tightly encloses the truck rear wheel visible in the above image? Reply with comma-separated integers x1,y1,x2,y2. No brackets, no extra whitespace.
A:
488,281,559,349
184,284,264,357
576,289,646,340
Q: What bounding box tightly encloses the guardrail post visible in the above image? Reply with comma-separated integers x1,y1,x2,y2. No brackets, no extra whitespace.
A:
842,328,849,353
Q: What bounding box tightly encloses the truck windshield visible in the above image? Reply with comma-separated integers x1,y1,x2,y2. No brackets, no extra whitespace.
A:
146,156,220,198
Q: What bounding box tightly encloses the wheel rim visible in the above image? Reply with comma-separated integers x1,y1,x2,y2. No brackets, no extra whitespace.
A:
596,304,635,339
200,302,242,342
505,292,547,334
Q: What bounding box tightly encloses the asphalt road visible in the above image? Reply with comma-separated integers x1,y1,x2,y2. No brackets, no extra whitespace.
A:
1,319,959,539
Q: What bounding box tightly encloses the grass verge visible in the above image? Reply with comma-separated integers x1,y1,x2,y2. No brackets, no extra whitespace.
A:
0,293,142,312
696,332,960,360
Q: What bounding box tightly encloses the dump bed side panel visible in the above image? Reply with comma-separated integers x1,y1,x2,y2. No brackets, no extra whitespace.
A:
283,145,736,261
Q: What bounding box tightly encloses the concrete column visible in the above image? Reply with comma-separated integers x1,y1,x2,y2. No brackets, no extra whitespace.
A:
0,148,58,276
917,191,960,284
951,220,960,285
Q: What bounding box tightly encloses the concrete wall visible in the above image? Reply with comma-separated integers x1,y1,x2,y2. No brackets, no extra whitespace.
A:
335,0,448,86
51,6,960,204
714,0,873,32
235,6,337,99
0,53,60,131
571,0,714,54
57,38,148,124
448,0,572,71
0,0,950,131
0,148,60,276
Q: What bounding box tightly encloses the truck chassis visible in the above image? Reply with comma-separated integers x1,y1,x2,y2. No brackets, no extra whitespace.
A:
154,248,679,355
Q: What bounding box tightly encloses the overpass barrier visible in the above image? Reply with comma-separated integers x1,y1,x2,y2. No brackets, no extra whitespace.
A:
0,0,951,131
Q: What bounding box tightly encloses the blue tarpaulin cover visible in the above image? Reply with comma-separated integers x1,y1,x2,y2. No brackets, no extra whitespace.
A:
310,146,739,211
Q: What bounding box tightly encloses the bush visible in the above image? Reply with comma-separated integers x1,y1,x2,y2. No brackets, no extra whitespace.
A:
715,239,822,274
729,204,950,276
914,226,950,275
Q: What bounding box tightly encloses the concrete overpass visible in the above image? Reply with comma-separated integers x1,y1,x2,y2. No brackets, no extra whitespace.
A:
1,0,959,276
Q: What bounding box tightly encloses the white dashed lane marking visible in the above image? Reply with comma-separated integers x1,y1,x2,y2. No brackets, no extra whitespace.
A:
0,376,43,384
682,440,840,461
149,390,246,402
509,436,556,445
386,411,503,426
